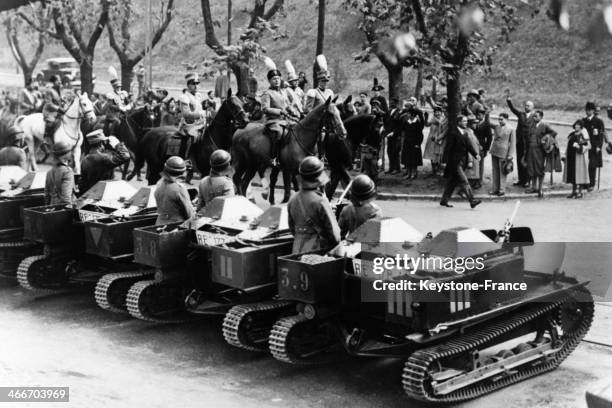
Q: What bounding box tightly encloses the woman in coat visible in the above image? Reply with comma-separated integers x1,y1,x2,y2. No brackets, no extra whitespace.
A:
401,108,424,180
422,107,447,176
563,120,590,198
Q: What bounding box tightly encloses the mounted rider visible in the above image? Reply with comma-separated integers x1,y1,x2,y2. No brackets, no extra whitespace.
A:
176,72,206,158
42,75,67,140
261,57,300,167
105,67,133,136
284,60,304,117
304,55,334,115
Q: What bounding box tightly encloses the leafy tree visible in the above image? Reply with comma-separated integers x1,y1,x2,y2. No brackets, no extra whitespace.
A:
21,0,110,94
3,4,51,86
107,0,175,91
200,0,286,96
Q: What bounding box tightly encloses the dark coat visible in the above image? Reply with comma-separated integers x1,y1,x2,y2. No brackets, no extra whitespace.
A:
79,143,130,193
154,176,195,225
506,99,534,148
287,187,340,253
474,115,493,155
443,127,479,179
401,115,424,167
582,115,606,168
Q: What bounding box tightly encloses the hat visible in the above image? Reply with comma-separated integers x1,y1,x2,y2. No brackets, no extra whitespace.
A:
298,156,329,188
285,60,299,82
49,74,59,83
264,57,282,80
467,89,479,97
351,174,376,203
209,149,232,174
585,101,596,111
86,129,108,144
315,55,330,82
502,159,513,175
185,72,200,84
467,114,477,123
371,77,384,91
164,156,186,176
52,140,72,157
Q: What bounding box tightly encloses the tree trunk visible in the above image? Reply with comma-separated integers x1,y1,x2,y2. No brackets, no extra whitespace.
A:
414,64,423,100
446,70,461,128
313,0,325,87
22,66,33,86
121,63,135,93
431,77,437,101
386,64,403,104
230,62,249,97
80,58,94,95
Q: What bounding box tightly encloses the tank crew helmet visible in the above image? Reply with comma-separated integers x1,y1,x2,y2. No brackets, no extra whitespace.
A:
285,60,299,82
298,156,329,188
52,140,73,158
315,54,330,82
264,57,282,81
209,149,232,175
351,174,376,205
371,77,384,92
163,156,187,177
185,72,200,85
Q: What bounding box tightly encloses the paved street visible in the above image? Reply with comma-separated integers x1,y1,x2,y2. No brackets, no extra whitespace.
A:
1,189,612,408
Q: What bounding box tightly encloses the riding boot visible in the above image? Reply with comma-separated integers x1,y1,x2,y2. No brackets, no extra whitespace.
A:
271,138,280,167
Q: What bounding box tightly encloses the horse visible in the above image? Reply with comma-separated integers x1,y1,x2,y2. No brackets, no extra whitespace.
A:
232,96,347,204
133,91,248,185
14,92,95,173
336,95,356,120
115,104,161,179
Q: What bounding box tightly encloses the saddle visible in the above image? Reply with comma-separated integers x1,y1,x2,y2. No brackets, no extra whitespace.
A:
167,127,204,158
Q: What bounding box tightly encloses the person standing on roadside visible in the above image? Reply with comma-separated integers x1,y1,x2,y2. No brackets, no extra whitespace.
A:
506,93,534,188
582,101,608,191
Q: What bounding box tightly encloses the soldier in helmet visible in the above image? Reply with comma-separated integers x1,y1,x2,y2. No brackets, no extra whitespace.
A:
338,175,382,239
288,156,340,253
45,141,75,206
304,55,334,115
105,77,133,136
154,156,195,225
196,149,236,212
0,126,27,169
261,59,300,167
284,60,304,117
79,129,131,193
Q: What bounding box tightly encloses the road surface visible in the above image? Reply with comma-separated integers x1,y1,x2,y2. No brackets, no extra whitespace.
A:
1,190,612,408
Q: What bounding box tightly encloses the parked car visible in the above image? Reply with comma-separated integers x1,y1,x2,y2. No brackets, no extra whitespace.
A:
40,57,96,89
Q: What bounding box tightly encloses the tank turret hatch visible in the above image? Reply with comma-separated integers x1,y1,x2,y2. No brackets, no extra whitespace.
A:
76,180,138,221
237,204,290,242
111,186,157,217
0,171,46,197
417,227,501,258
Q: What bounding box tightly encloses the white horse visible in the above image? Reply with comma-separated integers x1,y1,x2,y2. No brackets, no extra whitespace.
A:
16,92,95,174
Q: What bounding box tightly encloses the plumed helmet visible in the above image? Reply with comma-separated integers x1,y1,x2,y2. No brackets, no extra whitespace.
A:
209,149,231,170
264,57,281,80
164,156,186,176
299,156,324,177
52,140,73,157
315,54,330,81
351,174,376,202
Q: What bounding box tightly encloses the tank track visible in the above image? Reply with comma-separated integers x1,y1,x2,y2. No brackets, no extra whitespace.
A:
0,241,39,279
126,279,193,324
269,314,340,364
222,301,294,352
16,254,53,292
402,289,594,403
95,271,154,313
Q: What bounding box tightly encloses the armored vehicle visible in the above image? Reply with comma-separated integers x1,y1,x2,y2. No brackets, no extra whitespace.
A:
17,181,157,292
226,215,594,402
0,171,46,279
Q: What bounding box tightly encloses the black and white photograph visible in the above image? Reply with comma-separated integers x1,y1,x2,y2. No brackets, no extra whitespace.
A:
0,0,611,407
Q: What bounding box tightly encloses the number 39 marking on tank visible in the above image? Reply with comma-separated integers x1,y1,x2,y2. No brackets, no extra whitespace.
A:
299,271,309,292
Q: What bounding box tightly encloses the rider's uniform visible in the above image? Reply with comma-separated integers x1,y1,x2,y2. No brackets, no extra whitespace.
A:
106,89,132,135
261,86,299,162
304,87,334,114
285,86,304,117
179,90,206,138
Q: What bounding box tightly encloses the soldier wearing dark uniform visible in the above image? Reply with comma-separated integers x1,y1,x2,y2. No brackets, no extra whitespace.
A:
369,78,388,114
262,59,299,167
45,141,75,206
154,156,195,225
196,149,236,212
338,174,382,239
288,156,340,253
582,101,608,191
78,129,131,193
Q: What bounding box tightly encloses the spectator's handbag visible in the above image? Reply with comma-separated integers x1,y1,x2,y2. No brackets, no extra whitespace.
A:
502,159,514,175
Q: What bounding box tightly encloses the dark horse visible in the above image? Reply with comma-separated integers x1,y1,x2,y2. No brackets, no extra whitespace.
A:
232,97,347,204
135,92,248,185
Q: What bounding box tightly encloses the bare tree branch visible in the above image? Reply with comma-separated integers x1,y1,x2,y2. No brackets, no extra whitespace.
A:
136,0,174,61
17,10,60,39
87,0,110,51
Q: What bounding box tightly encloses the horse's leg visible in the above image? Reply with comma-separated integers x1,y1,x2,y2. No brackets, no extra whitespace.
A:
73,140,82,176
241,168,257,200
325,168,340,200
27,134,37,171
268,166,279,205
281,169,292,203
233,166,244,195
340,167,351,189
